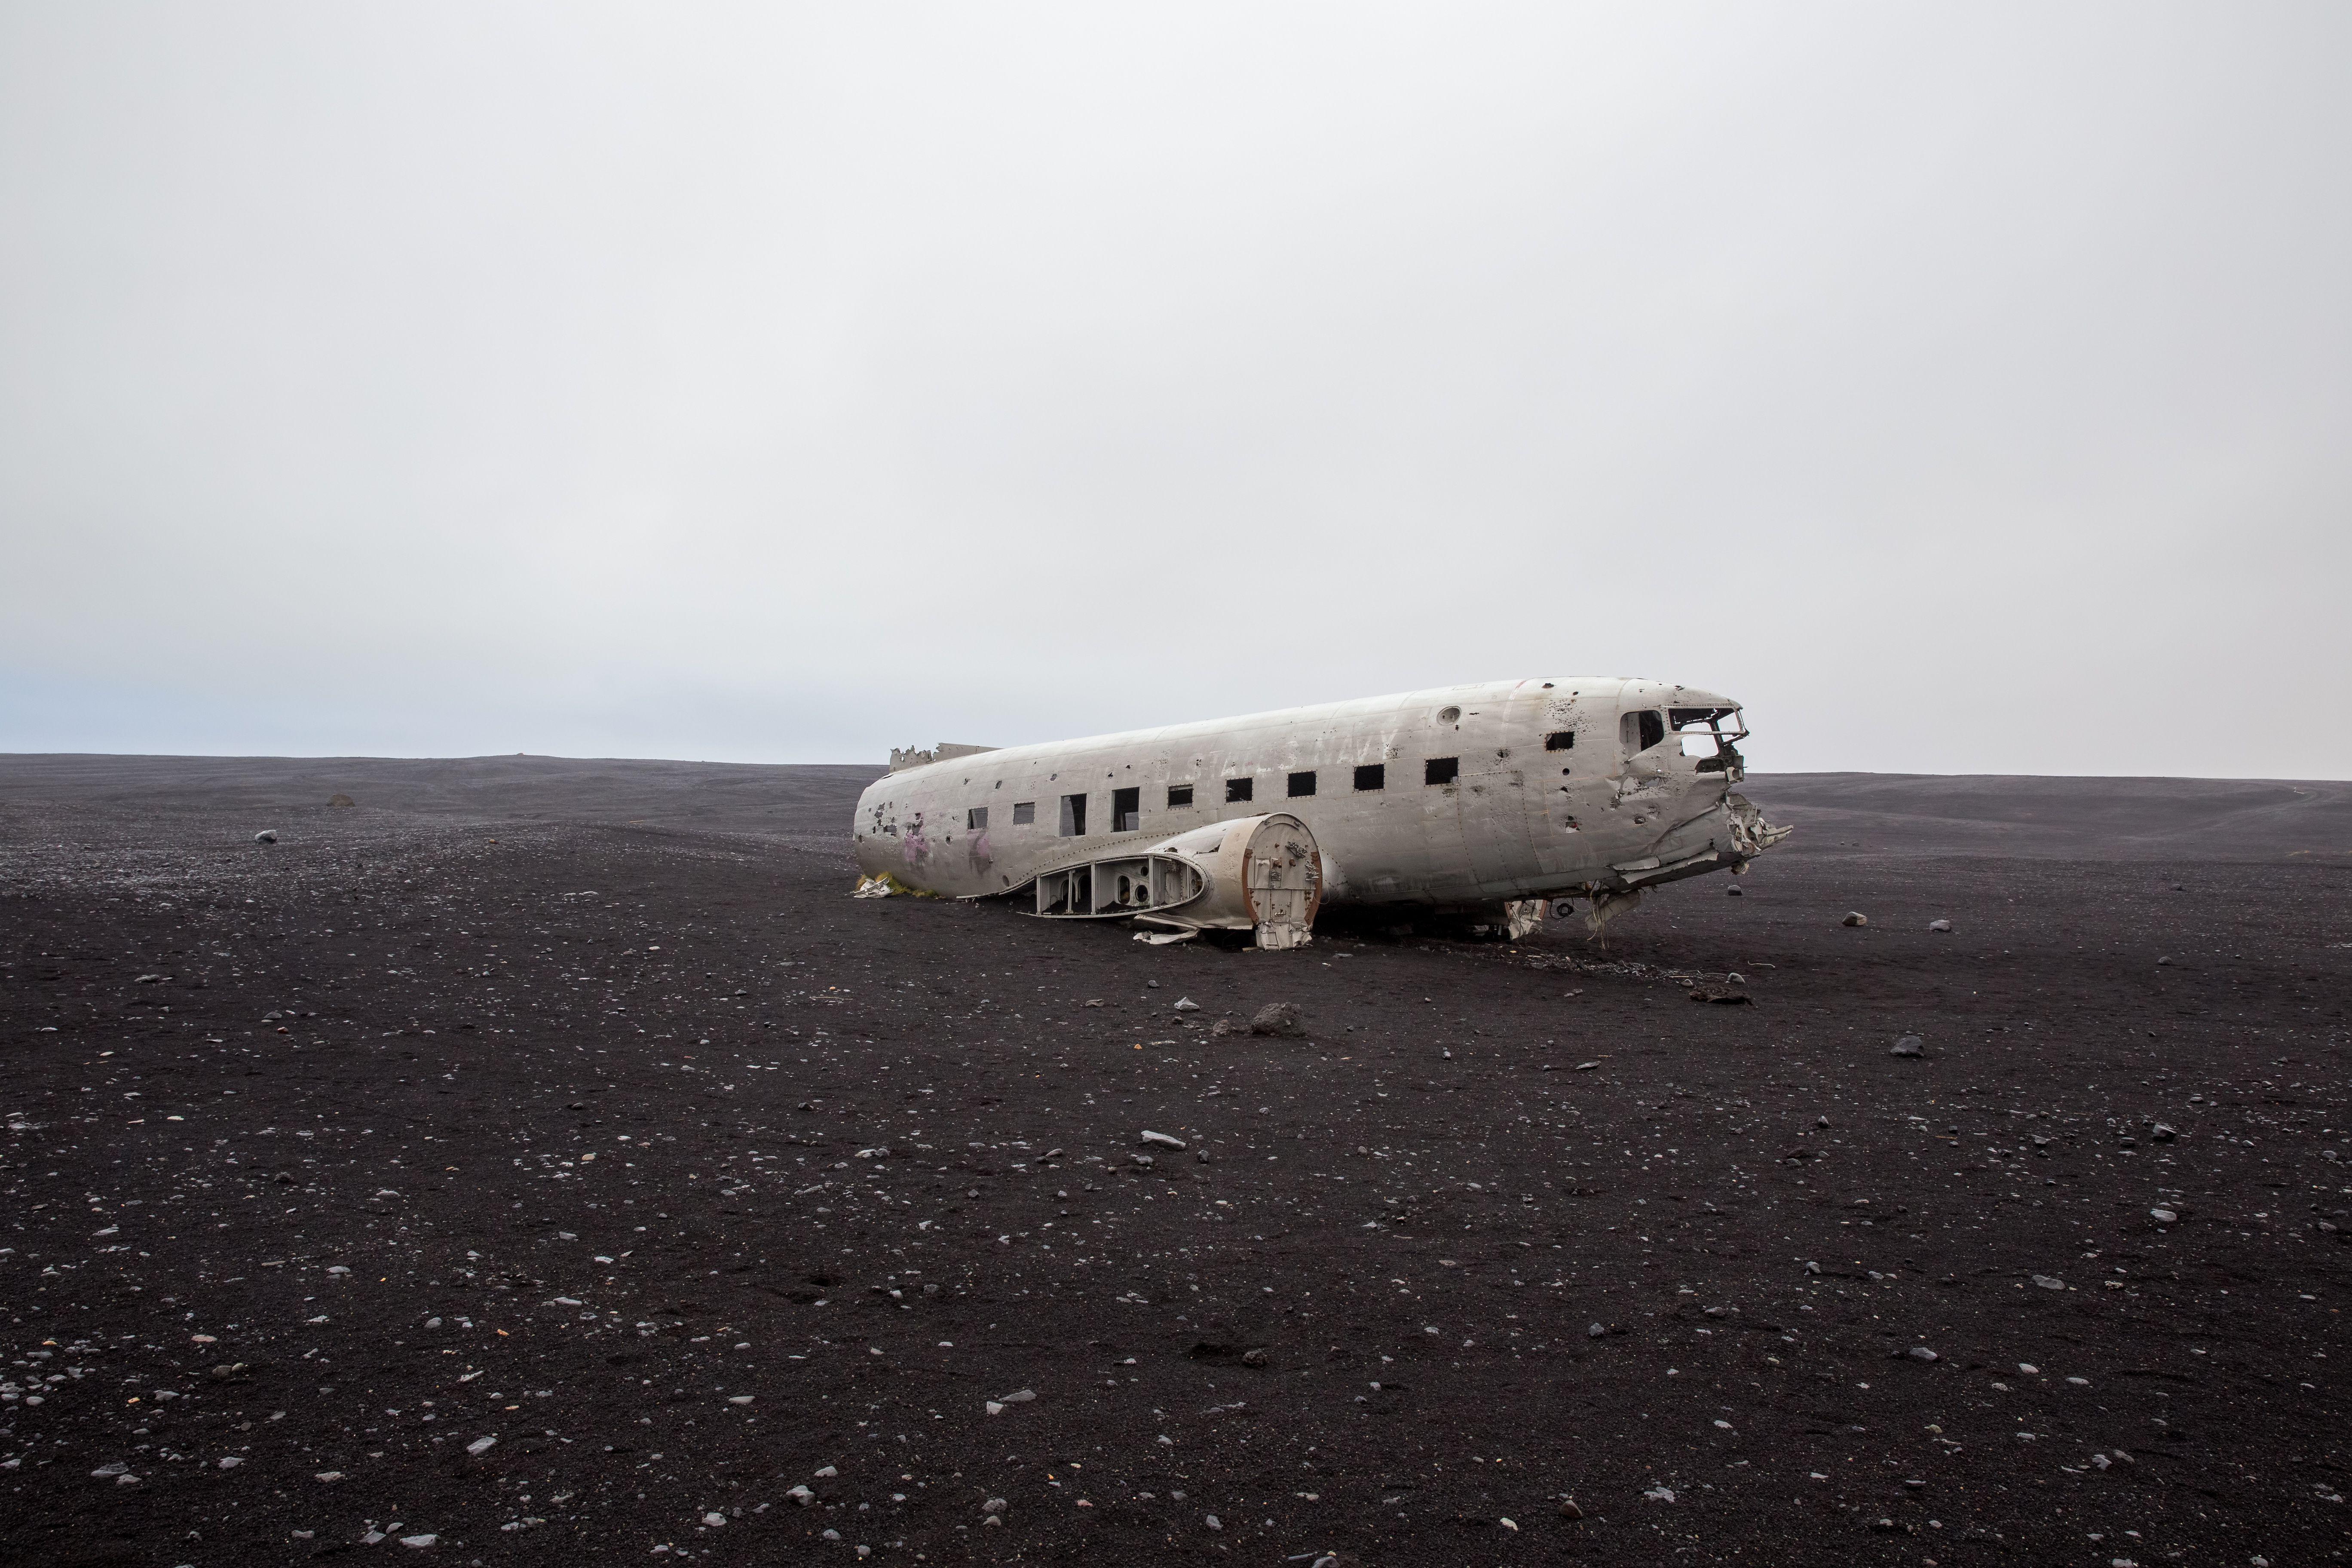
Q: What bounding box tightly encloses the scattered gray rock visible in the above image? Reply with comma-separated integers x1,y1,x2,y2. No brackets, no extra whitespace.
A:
466,1436,496,1455
1558,1498,1583,1519
1725,883,1743,896
2150,1207,2178,1225
1249,1002,1306,1038
982,1497,1008,1515
253,830,279,845
786,1485,814,1506
1890,1035,1924,1058
1173,997,1201,1012
1587,1322,1607,1338
1908,1347,1939,1362
1241,1348,1269,1368
1644,1485,1676,1503
1204,1514,1222,1531
813,1465,839,1477
1841,912,1868,927
2150,1123,2177,1142
2031,1274,2066,1290
1928,919,1953,932
1140,1130,1187,1150
398,1535,438,1548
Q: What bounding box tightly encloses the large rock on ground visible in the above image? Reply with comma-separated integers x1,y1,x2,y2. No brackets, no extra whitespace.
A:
1249,1002,1306,1038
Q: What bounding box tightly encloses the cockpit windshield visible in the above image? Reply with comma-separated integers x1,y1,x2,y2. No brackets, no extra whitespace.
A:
1671,706,1747,769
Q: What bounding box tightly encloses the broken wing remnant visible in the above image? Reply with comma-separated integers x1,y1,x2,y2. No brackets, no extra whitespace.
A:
853,677,1788,946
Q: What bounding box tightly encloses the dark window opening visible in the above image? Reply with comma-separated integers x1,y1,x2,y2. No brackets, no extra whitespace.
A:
1545,730,1575,751
1011,800,1035,825
1225,777,1254,803
1167,784,1194,808
1354,763,1385,791
1425,756,1459,786
1288,771,1316,798
1058,793,1087,836
967,806,989,830
1621,710,1665,753
1112,787,1140,833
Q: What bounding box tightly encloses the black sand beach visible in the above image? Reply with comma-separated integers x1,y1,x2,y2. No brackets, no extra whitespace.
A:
2,757,2347,1566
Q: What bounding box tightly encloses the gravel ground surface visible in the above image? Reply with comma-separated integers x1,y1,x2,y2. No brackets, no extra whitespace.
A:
1,757,2347,1567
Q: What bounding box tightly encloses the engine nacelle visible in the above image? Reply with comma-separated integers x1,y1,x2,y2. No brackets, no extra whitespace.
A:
1141,812,1321,949
1026,812,1322,949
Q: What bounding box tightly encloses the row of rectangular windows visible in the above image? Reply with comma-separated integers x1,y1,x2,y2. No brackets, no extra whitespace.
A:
962,739,1577,833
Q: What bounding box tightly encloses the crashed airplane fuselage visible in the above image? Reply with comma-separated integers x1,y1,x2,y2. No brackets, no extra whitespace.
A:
852,679,1788,945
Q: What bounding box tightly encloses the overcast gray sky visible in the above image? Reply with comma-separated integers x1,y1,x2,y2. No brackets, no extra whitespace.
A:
3,3,2346,777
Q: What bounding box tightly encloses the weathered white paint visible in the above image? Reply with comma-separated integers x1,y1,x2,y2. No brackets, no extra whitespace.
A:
852,678,1787,917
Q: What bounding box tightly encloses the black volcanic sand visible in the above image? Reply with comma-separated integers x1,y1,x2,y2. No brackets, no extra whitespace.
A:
2,757,2349,1568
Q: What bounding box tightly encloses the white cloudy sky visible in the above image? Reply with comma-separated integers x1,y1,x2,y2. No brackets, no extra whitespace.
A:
3,3,2346,776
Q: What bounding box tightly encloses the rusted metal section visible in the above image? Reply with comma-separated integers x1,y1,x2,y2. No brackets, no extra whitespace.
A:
857,678,1787,946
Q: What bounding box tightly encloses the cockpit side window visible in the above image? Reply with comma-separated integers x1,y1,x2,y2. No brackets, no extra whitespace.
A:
1620,710,1666,753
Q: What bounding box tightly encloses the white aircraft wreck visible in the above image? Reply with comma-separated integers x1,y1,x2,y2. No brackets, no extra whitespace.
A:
852,679,1789,949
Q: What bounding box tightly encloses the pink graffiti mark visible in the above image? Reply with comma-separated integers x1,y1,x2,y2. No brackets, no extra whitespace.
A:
901,814,931,866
